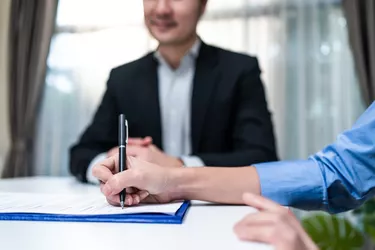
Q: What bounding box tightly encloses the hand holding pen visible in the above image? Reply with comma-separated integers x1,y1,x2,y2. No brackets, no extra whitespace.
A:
118,114,128,209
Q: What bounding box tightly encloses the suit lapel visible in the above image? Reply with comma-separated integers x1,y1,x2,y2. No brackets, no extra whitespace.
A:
191,43,220,152
139,54,163,149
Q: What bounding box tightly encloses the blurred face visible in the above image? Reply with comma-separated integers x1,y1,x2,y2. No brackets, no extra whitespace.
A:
143,0,206,45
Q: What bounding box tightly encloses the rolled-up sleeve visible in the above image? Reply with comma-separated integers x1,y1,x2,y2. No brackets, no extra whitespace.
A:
256,101,375,214
255,160,325,211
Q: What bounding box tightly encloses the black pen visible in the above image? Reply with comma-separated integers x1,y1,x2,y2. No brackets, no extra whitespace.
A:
118,114,128,209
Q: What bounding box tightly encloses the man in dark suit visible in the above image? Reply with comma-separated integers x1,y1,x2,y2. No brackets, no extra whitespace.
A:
69,0,278,183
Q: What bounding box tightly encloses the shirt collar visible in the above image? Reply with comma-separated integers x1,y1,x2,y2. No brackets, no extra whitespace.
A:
189,37,201,59
154,37,202,64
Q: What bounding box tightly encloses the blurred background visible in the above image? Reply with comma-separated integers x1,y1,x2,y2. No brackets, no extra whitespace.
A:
1,0,375,246
0,0,367,176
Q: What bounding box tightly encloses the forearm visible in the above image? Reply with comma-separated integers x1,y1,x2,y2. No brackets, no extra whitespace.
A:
171,167,261,204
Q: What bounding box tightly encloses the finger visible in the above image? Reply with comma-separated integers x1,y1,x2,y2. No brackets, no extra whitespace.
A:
128,138,146,145
107,196,120,206
93,155,119,173
102,169,141,196
235,212,279,229
107,147,119,157
126,146,143,157
106,191,148,206
123,190,149,205
134,190,150,204
242,193,283,212
235,210,313,249
129,193,140,205
236,209,309,243
143,136,153,145
107,193,134,206
128,137,152,146
234,223,276,243
242,193,297,231
122,189,148,204
107,194,136,206
92,165,114,183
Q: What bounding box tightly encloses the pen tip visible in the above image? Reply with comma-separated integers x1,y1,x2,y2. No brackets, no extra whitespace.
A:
120,201,125,209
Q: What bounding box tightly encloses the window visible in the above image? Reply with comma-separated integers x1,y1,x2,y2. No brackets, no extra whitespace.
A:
34,0,364,176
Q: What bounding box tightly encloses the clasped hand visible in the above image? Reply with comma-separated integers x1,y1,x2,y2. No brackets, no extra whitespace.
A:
107,136,183,168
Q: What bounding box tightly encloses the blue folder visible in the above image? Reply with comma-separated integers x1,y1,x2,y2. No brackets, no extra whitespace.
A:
0,200,190,224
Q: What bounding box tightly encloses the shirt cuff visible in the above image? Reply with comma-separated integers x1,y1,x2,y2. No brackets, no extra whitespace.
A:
180,156,205,167
86,153,107,185
254,159,325,211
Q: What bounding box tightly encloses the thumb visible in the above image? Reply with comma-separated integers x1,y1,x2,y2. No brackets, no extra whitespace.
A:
103,170,140,196
242,193,282,212
103,158,140,196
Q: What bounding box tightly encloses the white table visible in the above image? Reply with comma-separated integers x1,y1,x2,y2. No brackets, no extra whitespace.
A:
0,177,272,250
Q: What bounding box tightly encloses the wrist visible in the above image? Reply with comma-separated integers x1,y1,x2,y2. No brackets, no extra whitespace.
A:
169,167,199,201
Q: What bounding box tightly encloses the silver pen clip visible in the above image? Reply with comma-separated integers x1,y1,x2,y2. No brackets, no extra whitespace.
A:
125,119,128,144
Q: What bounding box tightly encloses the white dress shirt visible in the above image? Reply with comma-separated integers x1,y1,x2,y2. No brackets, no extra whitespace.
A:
86,39,205,184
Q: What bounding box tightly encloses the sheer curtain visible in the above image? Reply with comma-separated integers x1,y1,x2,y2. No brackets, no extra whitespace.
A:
34,0,364,176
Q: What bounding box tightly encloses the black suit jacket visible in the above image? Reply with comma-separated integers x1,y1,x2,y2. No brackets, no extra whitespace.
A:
69,42,278,182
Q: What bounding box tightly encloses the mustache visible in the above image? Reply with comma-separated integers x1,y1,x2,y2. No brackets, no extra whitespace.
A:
149,16,178,26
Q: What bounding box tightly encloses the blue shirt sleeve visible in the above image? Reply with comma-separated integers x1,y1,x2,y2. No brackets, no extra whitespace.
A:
255,101,375,214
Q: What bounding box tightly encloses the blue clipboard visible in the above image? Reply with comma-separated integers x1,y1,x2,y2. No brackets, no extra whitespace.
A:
0,200,190,224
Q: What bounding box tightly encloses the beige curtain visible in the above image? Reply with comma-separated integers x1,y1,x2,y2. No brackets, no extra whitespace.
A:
2,0,59,178
342,0,375,105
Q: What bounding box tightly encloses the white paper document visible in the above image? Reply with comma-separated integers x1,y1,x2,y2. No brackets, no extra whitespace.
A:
0,192,183,216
